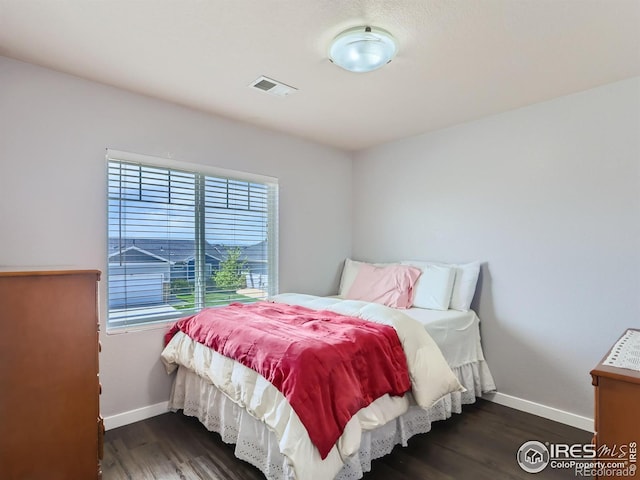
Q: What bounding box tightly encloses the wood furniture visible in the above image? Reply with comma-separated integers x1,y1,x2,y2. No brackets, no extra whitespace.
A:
591,328,640,480
0,269,103,480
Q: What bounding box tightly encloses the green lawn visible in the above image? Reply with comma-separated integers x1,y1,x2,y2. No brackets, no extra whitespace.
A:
174,291,258,310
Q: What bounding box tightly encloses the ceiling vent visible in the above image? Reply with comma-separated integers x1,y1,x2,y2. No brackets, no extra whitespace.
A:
249,76,298,97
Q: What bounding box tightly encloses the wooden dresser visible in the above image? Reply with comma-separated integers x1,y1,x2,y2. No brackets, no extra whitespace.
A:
591,328,639,480
0,269,103,480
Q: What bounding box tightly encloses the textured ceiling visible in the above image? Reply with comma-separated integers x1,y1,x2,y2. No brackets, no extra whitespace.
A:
1,0,639,151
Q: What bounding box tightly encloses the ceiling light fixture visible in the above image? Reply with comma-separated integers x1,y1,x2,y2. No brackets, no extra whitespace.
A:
329,26,397,73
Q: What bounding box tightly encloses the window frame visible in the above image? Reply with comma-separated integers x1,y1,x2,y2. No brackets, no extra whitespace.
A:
105,149,279,332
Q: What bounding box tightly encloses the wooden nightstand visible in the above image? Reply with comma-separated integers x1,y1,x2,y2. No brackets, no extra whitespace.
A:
590,329,640,480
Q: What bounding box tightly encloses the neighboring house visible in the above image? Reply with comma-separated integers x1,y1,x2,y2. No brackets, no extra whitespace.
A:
108,238,224,280
107,238,268,308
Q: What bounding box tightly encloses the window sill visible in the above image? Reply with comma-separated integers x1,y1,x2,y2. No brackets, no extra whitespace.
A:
104,318,177,335
104,307,187,334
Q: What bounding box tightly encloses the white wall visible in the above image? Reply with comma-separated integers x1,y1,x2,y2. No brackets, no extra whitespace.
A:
352,77,640,419
0,56,352,418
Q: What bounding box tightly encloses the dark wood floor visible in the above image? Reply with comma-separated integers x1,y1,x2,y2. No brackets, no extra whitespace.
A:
103,399,592,479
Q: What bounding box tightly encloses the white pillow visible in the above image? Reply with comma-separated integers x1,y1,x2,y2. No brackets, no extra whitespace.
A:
400,262,455,310
338,258,362,297
448,261,481,311
401,260,481,311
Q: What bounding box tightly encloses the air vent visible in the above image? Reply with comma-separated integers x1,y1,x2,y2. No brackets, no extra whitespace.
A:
249,76,298,97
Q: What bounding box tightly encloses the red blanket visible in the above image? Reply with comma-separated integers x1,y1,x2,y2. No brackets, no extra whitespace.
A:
165,301,410,459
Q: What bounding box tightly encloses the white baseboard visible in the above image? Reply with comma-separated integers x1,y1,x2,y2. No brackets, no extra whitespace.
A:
103,401,170,431
483,392,594,433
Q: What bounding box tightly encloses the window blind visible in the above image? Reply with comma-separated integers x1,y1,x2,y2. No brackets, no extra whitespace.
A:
106,151,278,330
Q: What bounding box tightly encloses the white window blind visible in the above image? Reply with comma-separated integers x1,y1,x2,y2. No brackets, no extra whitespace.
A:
106,150,278,330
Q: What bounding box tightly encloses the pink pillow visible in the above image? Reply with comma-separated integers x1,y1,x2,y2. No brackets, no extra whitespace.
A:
346,263,422,309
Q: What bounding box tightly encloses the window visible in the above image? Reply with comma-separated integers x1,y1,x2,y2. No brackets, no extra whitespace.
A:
107,150,278,330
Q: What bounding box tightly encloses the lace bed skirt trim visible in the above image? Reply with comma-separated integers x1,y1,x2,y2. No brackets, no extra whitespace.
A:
168,359,494,480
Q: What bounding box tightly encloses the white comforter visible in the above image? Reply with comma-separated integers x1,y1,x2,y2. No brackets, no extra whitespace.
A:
161,293,463,480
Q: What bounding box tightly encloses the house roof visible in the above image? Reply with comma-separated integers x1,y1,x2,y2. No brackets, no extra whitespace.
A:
109,245,176,264
108,238,266,264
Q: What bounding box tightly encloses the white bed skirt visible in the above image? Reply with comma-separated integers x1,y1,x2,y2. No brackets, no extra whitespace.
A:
168,360,495,480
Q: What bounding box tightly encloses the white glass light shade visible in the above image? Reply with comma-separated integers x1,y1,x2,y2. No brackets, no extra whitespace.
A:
329,26,397,73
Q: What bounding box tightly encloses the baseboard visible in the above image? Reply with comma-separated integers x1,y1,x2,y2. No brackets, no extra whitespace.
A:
103,401,170,431
483,392,594,433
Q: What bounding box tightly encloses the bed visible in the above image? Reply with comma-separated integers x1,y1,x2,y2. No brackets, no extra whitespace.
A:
161,260,496,480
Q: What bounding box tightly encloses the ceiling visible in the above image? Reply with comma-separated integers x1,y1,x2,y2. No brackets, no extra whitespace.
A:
1,1,639,151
